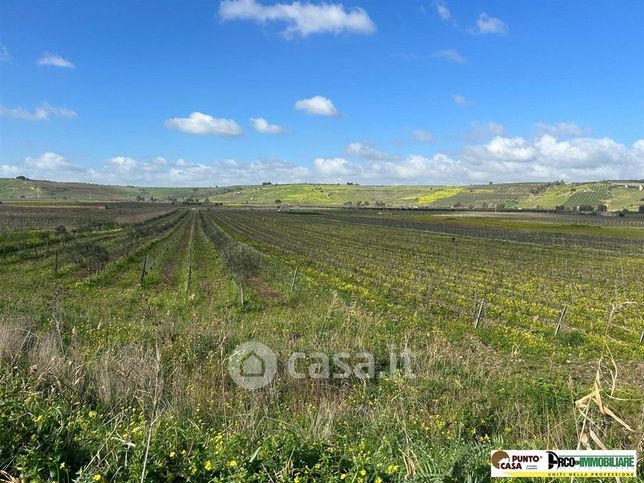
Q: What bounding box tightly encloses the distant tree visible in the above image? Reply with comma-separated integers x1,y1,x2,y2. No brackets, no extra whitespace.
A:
639,205,644,214
262,181,272,185
274,199,282,205
54,225,67,236
555,205,565,211
343,201,353,207
596,204,607,212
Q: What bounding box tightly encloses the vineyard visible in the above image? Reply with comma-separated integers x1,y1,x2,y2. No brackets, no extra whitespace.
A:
0,204,642,481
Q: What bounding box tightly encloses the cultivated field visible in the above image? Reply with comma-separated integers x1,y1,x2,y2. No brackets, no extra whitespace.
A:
0,204,642,481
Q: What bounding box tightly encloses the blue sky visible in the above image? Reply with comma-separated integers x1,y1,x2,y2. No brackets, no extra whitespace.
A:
1,0,643,186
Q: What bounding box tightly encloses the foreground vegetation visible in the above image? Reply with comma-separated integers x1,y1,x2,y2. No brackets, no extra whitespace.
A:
0,204,642,481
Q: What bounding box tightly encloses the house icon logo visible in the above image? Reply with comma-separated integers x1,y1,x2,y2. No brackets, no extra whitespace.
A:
228,341,277,390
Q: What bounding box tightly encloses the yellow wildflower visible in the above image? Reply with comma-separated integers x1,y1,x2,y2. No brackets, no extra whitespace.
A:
169,451,176,458
92,475,102,481
227,460,238,468
204,460,213,471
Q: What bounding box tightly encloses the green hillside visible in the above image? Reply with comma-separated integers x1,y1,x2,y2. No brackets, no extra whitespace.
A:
1,177,643,211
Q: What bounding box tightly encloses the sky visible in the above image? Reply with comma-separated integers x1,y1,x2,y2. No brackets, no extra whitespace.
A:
0,0,643,186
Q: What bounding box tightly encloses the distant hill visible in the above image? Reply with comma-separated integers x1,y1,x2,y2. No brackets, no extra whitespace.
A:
1,177,643,211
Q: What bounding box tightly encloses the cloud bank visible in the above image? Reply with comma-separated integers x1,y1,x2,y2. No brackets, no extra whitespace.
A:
4,124,642,186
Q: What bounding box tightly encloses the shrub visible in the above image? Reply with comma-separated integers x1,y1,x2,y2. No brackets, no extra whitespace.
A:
69,241,109,275
221,244,261,285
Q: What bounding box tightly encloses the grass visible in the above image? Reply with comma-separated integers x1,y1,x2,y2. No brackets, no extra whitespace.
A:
0,204,642,481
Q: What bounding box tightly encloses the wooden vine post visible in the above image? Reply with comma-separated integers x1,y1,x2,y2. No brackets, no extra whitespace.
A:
474,299,485,328
140,255,148,284
555,306,567,336
290,267,299,293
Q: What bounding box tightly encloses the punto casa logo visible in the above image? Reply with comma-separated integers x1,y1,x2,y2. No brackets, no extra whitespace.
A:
491,450,541,470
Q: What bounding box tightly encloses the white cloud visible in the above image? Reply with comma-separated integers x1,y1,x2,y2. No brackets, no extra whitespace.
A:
434,0,451,21
345,142,396,161
37,52,75,69
165,158,310,186
411,129,434,143
465,121,506,141
452,94,470,107
294,95,339,116
431,49,465,64
1,164,20,177
0,103,77,121
465,136,536,162
473,13,508,35
165,112,243,136
459,135,644,182
219,0,376,38
0,44,9,62
535,121,585,138
95,156,310,186
250,117,283,134
314,157,359,176
24,152,81,171
322,133,644,184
